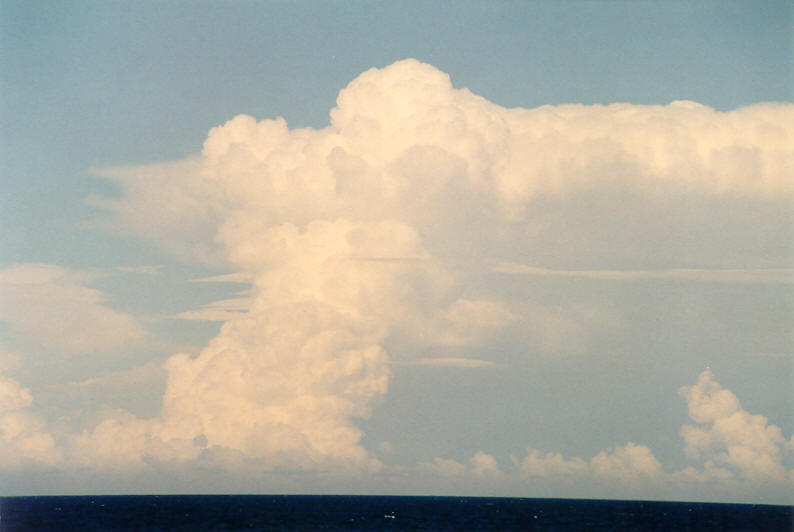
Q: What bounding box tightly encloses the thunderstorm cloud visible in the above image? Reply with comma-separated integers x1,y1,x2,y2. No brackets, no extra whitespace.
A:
2,60,792,498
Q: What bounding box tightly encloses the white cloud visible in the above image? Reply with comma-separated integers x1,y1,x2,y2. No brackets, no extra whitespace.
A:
156,301,391,470
67,409,154,471
0,264,146,356
679,370,791,483
517,443,661,483
0,372,32,412
516,371,792,491
469,450,502,478
0,410,61,468
420,451,501,478
420,457,468,477
675,461,734,483
56,59,794,475
589,442,662,481
93,60,793,270
517,449,587,477
0,372,61,468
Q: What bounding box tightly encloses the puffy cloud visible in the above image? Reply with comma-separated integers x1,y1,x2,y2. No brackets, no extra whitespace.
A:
0,373,32,412
469,450,502,478
0,372,60,468
420,457,467,477
94,59,793,268
0,410,61,468
589,442,662,481
71,59,793,474
675,461,734,483
517,443,660,483
517,371,791,490
157,304,390,470
420,451,501,478
67,409,155,471
0,264,145,357
679,370,791,483
518,449,587,477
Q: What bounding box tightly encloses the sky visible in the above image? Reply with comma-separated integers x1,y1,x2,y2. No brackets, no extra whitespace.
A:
0,0,792,503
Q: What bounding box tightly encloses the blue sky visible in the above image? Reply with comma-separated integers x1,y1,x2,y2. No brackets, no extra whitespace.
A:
1,1,792,502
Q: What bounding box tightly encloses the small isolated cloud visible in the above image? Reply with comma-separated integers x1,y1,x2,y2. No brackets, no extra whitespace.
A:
469,450,502,478
0,264,145,356
420,451,501,478
517,443,661,483
590,442,663,482
517,449,588,477
678,370,791,483
420,457,467,477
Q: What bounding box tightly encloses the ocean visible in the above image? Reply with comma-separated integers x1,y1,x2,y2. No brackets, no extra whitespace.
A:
0,495,791,531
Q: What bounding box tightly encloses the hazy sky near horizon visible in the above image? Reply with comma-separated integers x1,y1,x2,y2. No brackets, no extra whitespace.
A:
1,1,792,503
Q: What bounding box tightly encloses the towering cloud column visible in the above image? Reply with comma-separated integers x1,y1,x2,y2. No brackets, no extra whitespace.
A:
157,219,435,470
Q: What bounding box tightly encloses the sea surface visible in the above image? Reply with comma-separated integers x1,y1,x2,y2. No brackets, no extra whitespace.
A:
1,495,791,531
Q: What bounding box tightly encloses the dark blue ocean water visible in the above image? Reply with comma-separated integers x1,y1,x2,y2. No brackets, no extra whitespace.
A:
0,495,791,531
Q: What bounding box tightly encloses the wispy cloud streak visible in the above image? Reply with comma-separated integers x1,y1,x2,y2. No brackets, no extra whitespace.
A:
494,263,794,284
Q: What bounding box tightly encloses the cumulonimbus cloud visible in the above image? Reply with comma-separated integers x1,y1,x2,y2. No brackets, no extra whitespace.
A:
35,59,794,474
